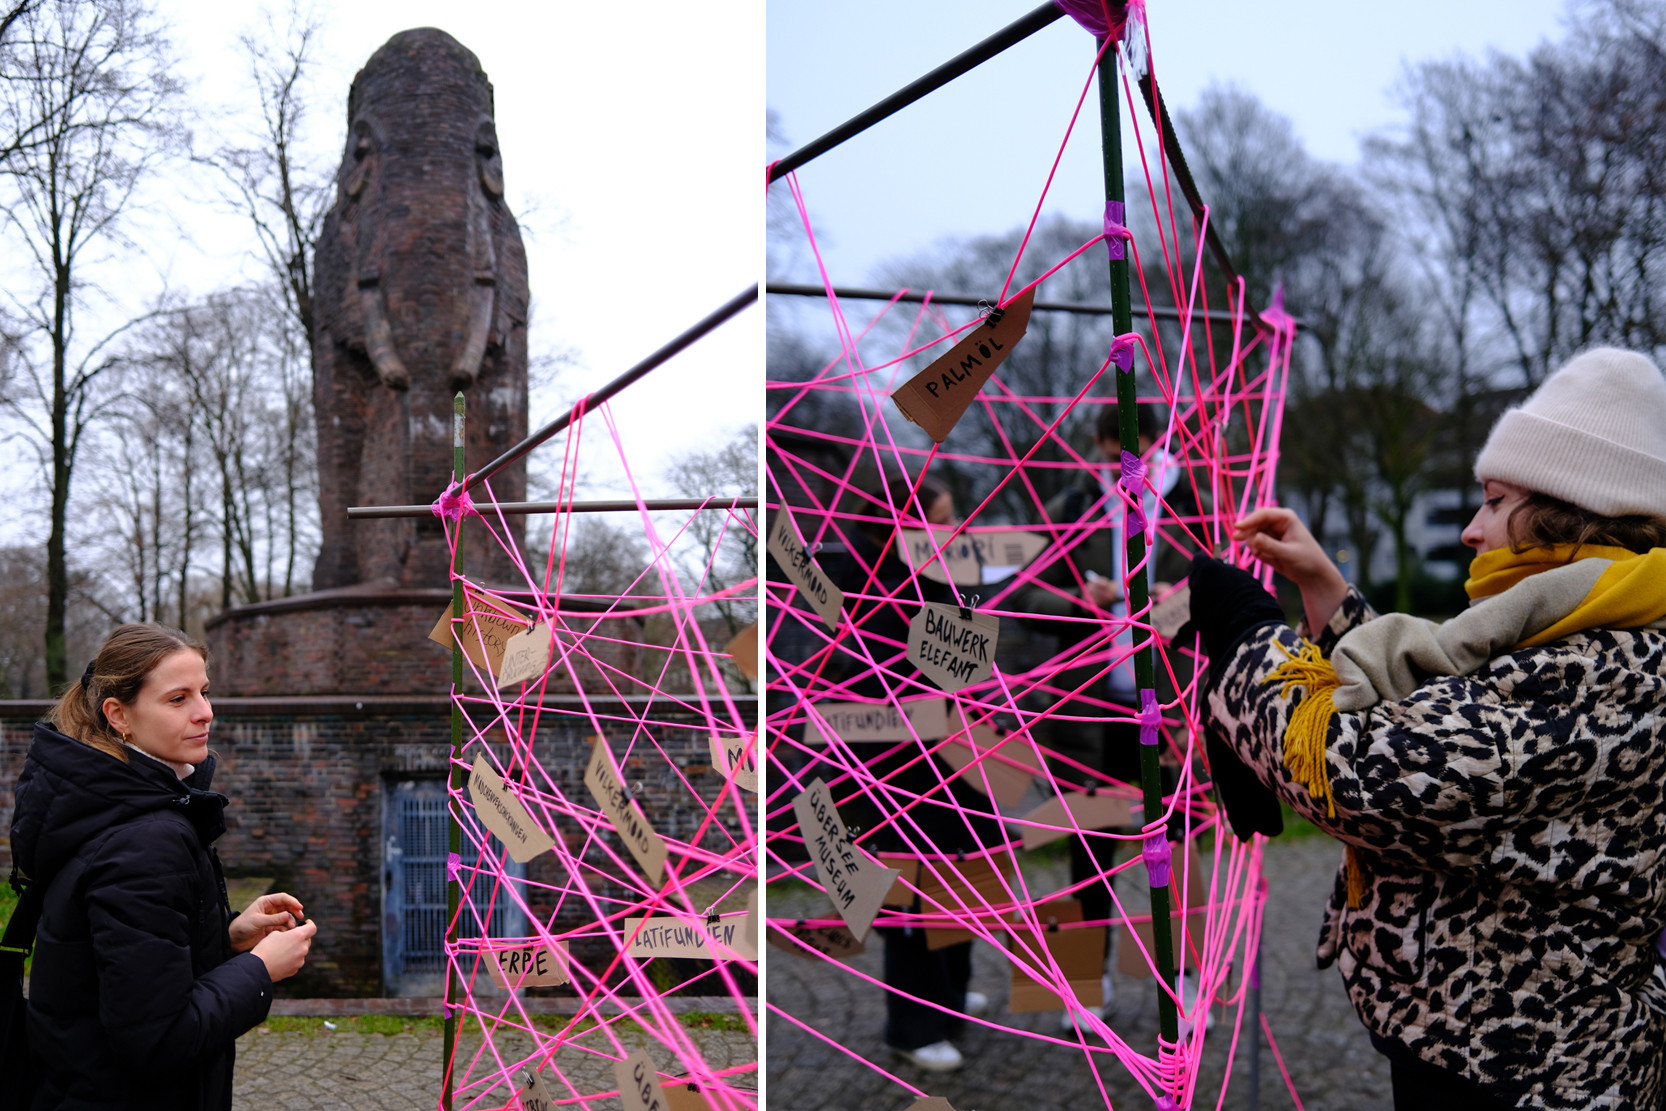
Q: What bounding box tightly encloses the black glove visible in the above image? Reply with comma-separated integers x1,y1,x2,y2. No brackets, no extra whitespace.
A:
1174,555,1285,685
1206,728,1284,841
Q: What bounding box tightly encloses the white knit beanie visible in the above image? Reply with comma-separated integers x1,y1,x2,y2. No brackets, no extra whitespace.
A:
1474,347,1666,518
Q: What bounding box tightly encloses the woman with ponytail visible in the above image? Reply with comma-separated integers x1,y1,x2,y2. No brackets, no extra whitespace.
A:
9,624,316,1110
1186,348,1666,1111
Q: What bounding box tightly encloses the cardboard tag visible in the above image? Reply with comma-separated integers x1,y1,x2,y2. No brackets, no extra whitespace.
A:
804,698,948,747
892,286,1036,442
467,754,555,863
1018,791,1135,850
767,509,845,629
875,855,921,906
429,586,531,674
663,1082,716,1111
709,734,758,792
1008,898,1106,1013
767,921,867,961
743,887,758,954
937,724,1040,807
623,912,758,961
517,1067,553,1111
484,940,571,989
615,1047,670,1111
908,603,998,693
724,621,759,679
496,620,555,688
916,851,1016,949
906,1100,958,1111
1149,584,1192,641
898,527,1048,587
1117,848,1209,980
792,778,900,942
584,737,668,885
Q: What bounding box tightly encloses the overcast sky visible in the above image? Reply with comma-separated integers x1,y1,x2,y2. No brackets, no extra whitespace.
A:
767,0,1569,287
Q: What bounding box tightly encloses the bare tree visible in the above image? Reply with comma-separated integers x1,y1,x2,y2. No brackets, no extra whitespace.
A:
0,0,182,688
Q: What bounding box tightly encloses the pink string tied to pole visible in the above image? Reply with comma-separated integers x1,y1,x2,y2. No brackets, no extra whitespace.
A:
1258,284,1297,344
1137,688,1162,746
1108,332,1139,374
1141,828,1172,888
431,480,476,521
1103,200,1128,261
1119,448,1148,534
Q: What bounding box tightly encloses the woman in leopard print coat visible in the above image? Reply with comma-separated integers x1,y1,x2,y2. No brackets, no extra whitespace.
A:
1193,348,1666,1111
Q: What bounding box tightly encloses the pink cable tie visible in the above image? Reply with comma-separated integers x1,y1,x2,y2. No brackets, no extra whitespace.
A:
1138,688,1161,746
1103,200,1128,261
1154,1098,1180,1111
1140,830,1172,888
447,852,461,879
1108,333,1138,373
431,481,476,521
1052,0,1116,39
1119,449,1148,533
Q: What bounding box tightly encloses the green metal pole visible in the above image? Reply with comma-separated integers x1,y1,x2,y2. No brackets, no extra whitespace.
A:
1096,37,1180,1045
443,392,465,1111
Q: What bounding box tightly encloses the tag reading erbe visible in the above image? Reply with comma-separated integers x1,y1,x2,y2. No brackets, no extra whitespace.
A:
766,509,845,629
623,912,758,961
496,620,554,688
792,778,900,943
466,754,555,863
709,734,758,792
428,586,531,675
484,940,571,989
584,737,668,885
908,602,999,693
724,621,759,679
891,287,1036,442
1018,790,1135,850
517,1067,553,1111
897,527,1048,587
803,698,948,747
614,1047,670,1111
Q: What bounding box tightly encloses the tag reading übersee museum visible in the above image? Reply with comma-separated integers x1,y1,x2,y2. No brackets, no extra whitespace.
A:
484,940,571,989
767,508,845,629
615,1047,670,1111
1018,790,1135,850
897,526,1049,587
584,737,668,885
803,697,949,747
496,620,555,688
908,602,998,693
467,754,555,863
792,778,900,943
891,286,1036,442
709,734,758,792
428,586,531,675
517,1067,553,1111
723,621,759,679
623,912,758,961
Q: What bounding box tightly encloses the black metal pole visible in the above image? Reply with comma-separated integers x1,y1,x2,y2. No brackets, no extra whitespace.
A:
347,496,759,521
466,285,757,494
1097,32,1180,1046
768,2,1065,182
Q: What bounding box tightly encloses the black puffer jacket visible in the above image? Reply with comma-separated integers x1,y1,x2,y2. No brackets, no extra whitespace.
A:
10,723,272,1110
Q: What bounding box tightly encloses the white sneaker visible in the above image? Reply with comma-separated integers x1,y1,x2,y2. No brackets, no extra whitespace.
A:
1176,971,1212,1038
963,990,989,1017
1057,974,1115,1031
892,1040,964,1072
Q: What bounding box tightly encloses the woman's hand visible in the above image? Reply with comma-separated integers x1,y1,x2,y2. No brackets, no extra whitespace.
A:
1233,507,1348,633
230,892,305,953
252,917,317,982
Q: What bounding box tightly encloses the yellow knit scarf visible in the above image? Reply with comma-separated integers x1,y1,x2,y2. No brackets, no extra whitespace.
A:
1263,543,1666,907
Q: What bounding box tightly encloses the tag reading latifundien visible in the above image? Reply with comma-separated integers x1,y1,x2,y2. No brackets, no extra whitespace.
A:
614,1047,670,1111
891,287,1036,442
803,697,948,747
584,737,668,885
484,940,571,989
622,912,758,961
791,778,899,943
908,602,999,693
766,508,845,629
466,754,555,863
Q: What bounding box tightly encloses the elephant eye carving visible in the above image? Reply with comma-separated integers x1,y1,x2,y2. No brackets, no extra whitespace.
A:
476,120,503,199
345,128,376,200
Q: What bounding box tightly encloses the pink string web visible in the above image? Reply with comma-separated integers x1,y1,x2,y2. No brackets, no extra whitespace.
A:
765,14,1300,1110
429,400,760,1110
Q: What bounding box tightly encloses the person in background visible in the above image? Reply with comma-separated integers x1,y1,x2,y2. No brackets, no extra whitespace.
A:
1191,347,1666,1111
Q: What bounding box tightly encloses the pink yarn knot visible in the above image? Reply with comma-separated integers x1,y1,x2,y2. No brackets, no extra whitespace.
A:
1140,830,1172,887
1119,449,1147,533
1154,1099,1180,1111
431,481,476,521
446,852,461,879
1259,284,1297,342
1138,688,1161,746
1108,333,1138,373
1103,200,1128,261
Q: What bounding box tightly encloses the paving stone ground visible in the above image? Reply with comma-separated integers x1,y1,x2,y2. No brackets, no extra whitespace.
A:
233,1013,757,1110
765,832,1393,1111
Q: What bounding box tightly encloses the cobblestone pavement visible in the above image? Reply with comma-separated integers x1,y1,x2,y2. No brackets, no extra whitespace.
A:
766,833,1392,1111
233,1013,758,1110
